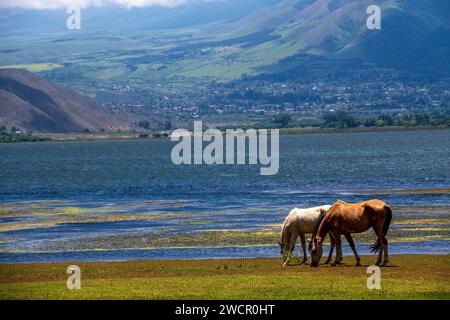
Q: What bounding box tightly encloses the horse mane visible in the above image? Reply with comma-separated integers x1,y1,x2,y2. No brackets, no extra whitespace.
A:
279,210,293,246
315,205,336,243
307,209,327,251
279,222,286,246
311,209,328,239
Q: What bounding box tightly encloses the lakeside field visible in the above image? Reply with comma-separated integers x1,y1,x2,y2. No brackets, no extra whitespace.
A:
0,255,449,300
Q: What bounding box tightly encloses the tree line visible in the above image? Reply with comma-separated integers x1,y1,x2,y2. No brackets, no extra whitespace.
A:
0,126,49,143
321,110,450,129
258,110,450,129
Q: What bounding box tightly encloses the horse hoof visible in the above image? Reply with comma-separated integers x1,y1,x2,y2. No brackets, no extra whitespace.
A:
330,263,337,267
356,261,362,266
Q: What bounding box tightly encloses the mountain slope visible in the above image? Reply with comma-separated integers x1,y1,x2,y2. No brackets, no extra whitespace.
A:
190,0,450,79
336,0,450,73
0,69,131,133
258,1,447,67
0,0,282,41
1,0,449,86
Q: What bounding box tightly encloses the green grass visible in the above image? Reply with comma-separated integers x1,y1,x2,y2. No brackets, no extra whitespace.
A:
0,255,448,300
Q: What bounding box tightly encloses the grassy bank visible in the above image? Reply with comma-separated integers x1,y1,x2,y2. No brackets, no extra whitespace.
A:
34,125,450,142
0,132,50,143
0,132,170,144
0,255,448,300
278,125,450,135
30,132,169,143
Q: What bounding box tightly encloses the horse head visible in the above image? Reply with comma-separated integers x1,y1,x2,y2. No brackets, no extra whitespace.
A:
278,241,287,259
310,237,323,267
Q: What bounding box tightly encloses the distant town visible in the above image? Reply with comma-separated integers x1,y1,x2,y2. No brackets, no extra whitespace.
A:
82,71,450,131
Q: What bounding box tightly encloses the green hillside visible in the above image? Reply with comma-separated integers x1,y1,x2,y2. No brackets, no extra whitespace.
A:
2,0,449,87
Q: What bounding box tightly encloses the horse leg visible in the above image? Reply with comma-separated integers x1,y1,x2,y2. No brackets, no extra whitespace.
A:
283,250,290,266
344,233,361,266
299,233,307,265
283,244,291,266
325,233,335,264
332,232,342,266
282,231,291,266
335,234,344,264
289,232,299,265
284,232,298,266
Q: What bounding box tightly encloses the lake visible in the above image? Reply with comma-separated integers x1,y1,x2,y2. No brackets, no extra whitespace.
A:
0,129,449,263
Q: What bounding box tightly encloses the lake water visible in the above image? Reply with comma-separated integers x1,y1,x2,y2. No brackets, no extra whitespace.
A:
0,129,449,263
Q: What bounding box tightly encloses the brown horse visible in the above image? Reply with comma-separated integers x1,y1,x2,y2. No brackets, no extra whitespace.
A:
310,199,392,267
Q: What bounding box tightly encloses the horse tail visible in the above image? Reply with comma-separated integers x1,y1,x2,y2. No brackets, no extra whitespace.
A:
371,205,392,253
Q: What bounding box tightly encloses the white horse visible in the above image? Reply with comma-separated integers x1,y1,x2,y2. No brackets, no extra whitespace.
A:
279,205,336,266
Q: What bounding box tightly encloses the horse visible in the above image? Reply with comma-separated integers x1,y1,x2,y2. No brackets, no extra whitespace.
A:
310,199,392,267
279,205,337,266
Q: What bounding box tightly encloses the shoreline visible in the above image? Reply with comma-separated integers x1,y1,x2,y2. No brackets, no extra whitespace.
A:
278,124,450,135
1,125,449,144
1,239,449,265
0,251,448,266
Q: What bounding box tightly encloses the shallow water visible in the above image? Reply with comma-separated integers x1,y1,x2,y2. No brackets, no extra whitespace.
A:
1,241,448,264
0,129,449,263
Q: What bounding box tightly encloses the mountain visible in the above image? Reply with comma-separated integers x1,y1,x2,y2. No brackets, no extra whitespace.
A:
0,0,449,88
0,0,281,41
0,69,132,133
200,0,450,78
